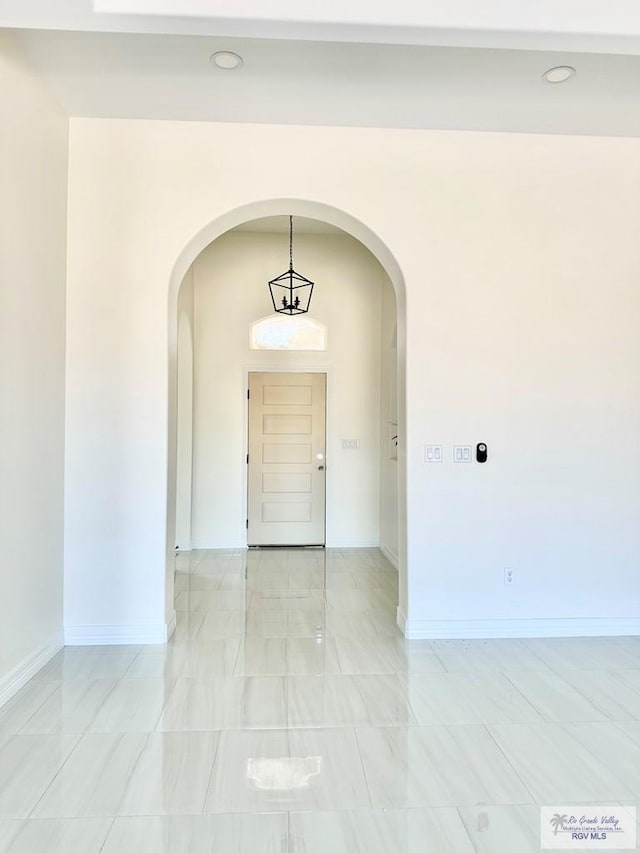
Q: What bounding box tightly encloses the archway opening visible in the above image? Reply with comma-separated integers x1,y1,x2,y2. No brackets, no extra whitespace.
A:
166,200,407,633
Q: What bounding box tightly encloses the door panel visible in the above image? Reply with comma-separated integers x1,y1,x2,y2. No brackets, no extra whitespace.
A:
262,443,312,464
248,372,326,546
262,414,312,434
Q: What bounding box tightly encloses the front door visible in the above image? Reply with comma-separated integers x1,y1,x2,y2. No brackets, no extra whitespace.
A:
247,372,326,546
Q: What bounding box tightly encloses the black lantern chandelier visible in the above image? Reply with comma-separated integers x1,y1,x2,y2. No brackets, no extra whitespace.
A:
268,216,314,315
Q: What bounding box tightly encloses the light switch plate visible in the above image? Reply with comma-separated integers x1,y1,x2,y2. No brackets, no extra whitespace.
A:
453,445,472,463
342,439,360,449
424,444,443,463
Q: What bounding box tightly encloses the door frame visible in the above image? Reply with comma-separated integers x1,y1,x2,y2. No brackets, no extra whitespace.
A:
242,364,331,547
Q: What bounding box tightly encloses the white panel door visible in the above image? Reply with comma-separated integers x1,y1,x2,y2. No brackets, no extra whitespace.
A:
247,372,326,546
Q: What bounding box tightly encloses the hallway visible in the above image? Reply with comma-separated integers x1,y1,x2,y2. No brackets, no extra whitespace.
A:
0,549,639,851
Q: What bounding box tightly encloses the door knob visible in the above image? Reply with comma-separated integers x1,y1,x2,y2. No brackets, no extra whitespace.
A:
318,465,325,470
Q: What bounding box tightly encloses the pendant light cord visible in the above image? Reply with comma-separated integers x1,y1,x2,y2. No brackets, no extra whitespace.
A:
289,215,293,270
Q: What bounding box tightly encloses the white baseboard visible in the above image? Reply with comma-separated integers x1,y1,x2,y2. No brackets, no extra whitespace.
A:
402,617,640,640
65,620,174,646
381,545,399,570
0,634,63,710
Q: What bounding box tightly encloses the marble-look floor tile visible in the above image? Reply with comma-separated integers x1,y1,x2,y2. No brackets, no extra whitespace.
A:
203,729,290,813
489,722,637,802
171,611,206,641
523,638,639,671
555,669,640,720
370,609,402,636
204,728,369,813
234,639,340,676
325,589,392,612
326,554,379,571
617,720,640,748
175,552,200,570
350,569,396,591
233,639,288,676
561,722,640,798
173,590,208,611
434,640,551,673
101,814,288,853
459,804,548,853
255,575,325,594
612,636,640,657
194,556,246,575
402,641,449,673
182,575,223,592
357,724,532,808
19,680,117,734
34,652,137,681
337,638,442,674
288,675,416,728
0,821,20,850
0,735,79,818
285,638,341,676
173,573,192,592
55,645,142,657
206,591,248,611
288,807,476,853
324,611,381,639
0,818,112,853
192,611,245,640
119,732,219,815
217,574,247,591
324,572,358,590
7,547,640,848
614,669,640,694
0,681,60,735
32,731,220,818
157,677,287,730
245,610,325,640
504,670,608,721
88,679,174,732
31,733,148,817
402,672,542,725
126,641,240,678
249,590,326,612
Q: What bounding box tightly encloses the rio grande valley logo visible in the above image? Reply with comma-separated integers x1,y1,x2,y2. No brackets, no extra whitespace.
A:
541,807,637,849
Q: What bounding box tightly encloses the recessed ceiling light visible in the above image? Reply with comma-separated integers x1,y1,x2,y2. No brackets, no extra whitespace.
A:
210,51,243,70
543,65,576,84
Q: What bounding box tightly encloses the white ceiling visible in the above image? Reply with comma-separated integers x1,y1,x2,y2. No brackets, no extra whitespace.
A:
6,0,640,53
4,0,640,137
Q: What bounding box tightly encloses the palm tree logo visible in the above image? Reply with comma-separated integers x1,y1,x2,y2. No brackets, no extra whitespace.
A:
550,814,568,835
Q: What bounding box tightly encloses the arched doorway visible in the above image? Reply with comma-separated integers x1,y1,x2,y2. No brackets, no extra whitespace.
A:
166,199,407,633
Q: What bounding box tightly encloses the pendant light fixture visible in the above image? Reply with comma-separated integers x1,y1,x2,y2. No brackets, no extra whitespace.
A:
268,216,314,315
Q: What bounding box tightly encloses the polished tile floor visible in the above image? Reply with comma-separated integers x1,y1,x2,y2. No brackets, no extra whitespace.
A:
1,548,639,851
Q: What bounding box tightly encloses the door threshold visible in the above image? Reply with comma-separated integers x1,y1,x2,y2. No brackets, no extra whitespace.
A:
248,545,326,550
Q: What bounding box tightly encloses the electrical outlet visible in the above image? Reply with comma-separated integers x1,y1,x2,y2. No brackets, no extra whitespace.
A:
504,568,514,585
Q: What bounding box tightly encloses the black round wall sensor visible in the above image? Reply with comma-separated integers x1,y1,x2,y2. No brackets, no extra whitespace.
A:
476,443,488,463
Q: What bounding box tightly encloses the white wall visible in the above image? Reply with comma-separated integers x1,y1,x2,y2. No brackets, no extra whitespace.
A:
189,229,389,549
379,283,399,565
0,33,68,698
175,267,194,550
64,118,640,640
